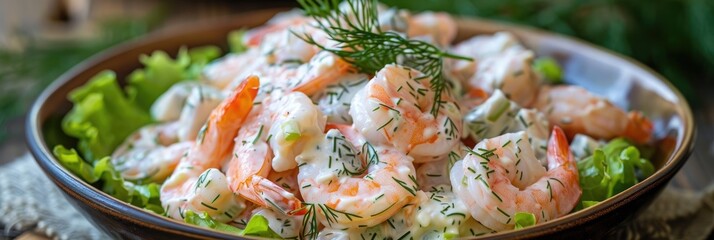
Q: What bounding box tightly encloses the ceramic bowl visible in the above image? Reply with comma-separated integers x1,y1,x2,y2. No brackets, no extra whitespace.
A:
26,8,695,239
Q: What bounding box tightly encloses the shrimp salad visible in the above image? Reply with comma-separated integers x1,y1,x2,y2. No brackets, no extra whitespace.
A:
54,0,657,239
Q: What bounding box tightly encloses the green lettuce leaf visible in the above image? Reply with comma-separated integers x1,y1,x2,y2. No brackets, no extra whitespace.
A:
241,214,282,238
63,46,222,161
514,212,536,229
228,29,249,54
533,57,563,84
53,145,163,213
184,211,282,239
126,49,191,110
186,46,222,80
126,46,222,111
577,138,655,207
55,46,222,217
62,71,152,161
184,210,243,235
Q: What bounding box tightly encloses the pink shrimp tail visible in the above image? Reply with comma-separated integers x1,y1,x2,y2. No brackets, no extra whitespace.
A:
624,111,653,144
547,126,582,216
239,176,307,216
291,57,354,95
547,126,572,170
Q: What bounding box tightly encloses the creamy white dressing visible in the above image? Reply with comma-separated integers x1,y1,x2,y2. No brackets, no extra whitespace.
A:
321,190,492,239
570,134,602,161
465,90,550,165
151,82,199,121
177,85,225,142
312,73,369,124
449,32,524,83
132,4,597,238
252,208,303,239
267,93,327,172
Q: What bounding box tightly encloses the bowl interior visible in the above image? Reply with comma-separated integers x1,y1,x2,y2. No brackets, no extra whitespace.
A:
28,9,694,239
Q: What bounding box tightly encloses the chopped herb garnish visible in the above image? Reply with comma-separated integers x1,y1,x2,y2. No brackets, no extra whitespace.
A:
295,0,471,117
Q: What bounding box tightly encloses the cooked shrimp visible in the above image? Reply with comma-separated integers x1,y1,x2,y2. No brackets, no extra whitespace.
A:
258,23,322,67
318,190,493,239
407,12,457,47
202,49,267,90
415,143,469,192
297,127,418,229
287,51,357,96
312,73,369,124
450,127,581,231
532,85,653,144
243,10,312,47
458,87,490,113
448,32,524,83
176,85,225,141
151,82,198,121
350,64,463,163
335,1,410,33
160,76,259,221
204,16,330,91
111,122,192,182
225,92,325,215
470,48,541,107
267,167,303,199
213,51,356,106
114,82,227,185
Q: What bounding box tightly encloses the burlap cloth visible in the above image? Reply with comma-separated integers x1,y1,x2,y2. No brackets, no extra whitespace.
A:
2,154,712,239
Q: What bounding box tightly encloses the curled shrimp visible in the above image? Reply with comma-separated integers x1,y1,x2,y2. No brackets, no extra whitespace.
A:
450,127,581,231
111,122,192,182
415,143,469,192
297,126,418,229
533,85,653,144
448,32,539,107
258,23,323,67
287,51,357,96
204,16,332,91
449,32,524,83
407,12,457,47
114,82,224,182
225,92,325,215
470,48,541,107
160,76,259,222
202,49,267,90
350,64,463,163
243,11,312,48
317,190,493,239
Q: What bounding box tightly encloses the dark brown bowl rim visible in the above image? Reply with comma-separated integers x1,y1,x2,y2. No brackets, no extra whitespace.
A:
25,9,695,239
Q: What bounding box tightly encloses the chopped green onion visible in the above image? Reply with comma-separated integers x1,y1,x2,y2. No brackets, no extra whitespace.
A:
514,212,536,229
533,57,563,84
282,120,301,141
487,99,511,122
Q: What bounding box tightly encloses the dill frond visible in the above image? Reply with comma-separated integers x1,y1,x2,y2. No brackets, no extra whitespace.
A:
295,0,471,116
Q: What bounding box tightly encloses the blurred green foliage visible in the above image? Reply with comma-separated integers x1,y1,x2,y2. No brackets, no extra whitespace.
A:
383,0,713,104
0,17,162,141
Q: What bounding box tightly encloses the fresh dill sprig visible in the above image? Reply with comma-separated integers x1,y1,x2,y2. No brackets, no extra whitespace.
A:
295,0,471,116
300,202,364,239
300,203,319,239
